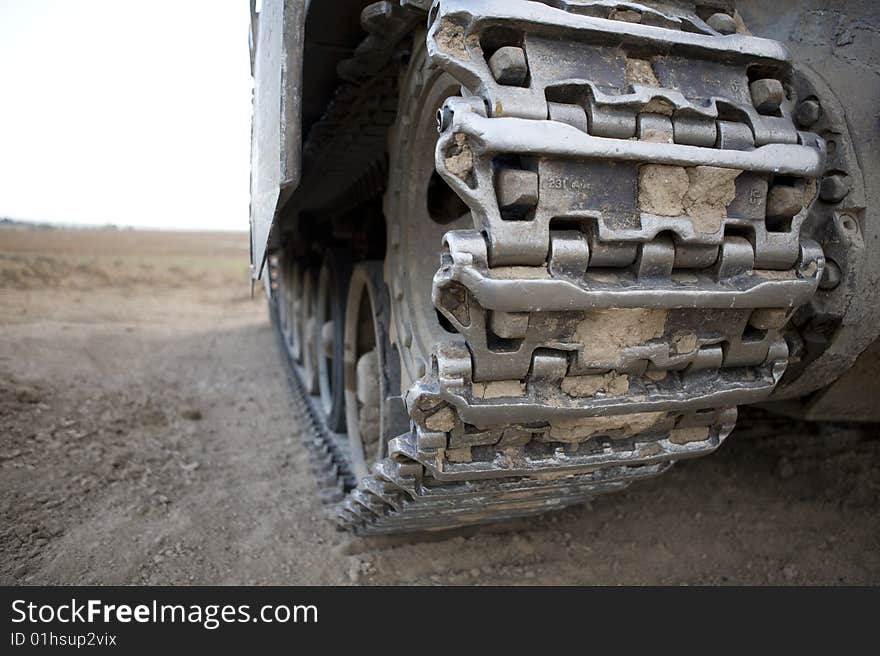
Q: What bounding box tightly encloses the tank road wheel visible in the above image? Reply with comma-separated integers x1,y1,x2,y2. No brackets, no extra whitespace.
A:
266,1,831,535
276,257,290,341
316,249,352,433
280,256,296,358
344,261,394,481
385,33,472,387
286,259,303,363
300,266,320,395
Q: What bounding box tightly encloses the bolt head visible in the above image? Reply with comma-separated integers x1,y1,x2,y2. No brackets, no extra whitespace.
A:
750,78,785,114
490,311,530,339
707,12,737,35
437,105,453,132
794,99,821,128
496,168,538,208
819,174,850,203
839,213,859,234
819,259,841,290
488,46,528,86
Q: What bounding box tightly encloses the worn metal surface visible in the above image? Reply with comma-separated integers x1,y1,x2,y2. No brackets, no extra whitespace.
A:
422,0,822,481
343,261,396,480
274,297,669,532
266,0,834,534
256,0,876,534
736,0,880,419
249,0,306,279
281,2,422,223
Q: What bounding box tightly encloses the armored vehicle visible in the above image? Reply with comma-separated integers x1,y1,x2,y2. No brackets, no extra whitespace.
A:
249,0,880,534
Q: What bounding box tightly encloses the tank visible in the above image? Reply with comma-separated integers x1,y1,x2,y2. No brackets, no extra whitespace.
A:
248,0,880,534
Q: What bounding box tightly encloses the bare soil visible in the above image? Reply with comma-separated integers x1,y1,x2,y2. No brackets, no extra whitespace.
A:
1,228,878,585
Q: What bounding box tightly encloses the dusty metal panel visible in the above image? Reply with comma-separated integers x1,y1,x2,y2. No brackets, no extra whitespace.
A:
250,0,306,279
740,0,880,411
279,1,306,196
804,338,880,421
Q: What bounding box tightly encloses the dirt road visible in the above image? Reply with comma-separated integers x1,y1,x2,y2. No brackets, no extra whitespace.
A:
1,228,878,585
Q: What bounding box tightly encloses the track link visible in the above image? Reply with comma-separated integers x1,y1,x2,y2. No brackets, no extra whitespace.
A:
271,0,825,535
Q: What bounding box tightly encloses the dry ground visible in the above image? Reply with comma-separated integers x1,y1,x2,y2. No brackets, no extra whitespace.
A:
1,227,878,585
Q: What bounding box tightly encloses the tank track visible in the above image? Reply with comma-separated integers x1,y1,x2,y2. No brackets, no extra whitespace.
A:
272,299,666,533
272,0,826,535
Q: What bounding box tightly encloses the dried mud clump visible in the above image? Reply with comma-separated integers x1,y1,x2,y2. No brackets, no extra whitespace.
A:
639,164,742,233
549,411,666,442
444,133,474,184
627,58,675,115
472,380,526,399
424,405,456,432
669,426,710,444
576,309,668,364
610,8,642,23
435,18,478,61
445,447,472,463
639,164,689,215
626,58,659,87
561,372,630,398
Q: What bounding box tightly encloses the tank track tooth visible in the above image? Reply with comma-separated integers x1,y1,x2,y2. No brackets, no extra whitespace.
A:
389,0,824,494
391,409,735,482
436,232,823,314
274,293,675,534
347,473,639,534
361,480,633,526
372,459,668,500
271,0,826,534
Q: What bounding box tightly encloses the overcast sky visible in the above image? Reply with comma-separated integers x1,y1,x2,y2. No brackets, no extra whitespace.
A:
0,0,253,230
